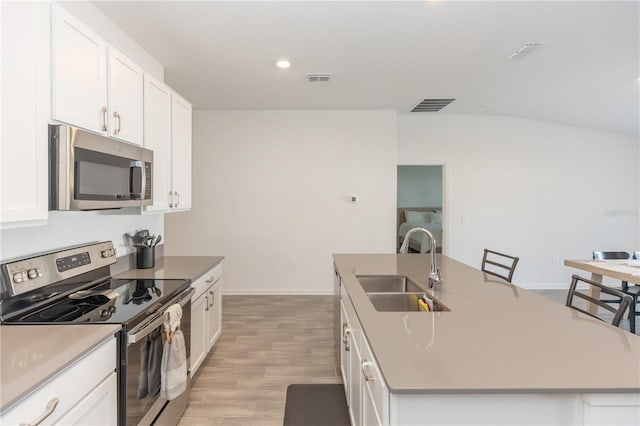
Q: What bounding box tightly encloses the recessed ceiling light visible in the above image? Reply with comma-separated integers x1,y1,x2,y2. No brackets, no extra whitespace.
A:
276,60,291,69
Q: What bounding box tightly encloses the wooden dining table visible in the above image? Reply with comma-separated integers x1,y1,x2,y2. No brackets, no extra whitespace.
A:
564,258,640,314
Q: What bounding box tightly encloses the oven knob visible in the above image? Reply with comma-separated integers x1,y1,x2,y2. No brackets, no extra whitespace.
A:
27,269,38,279
13,272,23,283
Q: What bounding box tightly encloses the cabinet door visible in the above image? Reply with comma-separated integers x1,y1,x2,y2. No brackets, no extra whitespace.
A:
340,301,351,404
0,1,49,225
143,73,172,212
52,4,108,135
190,293,207,375
170,92,192,210
205,283,215,351
55,373,117,426
349,340,363,426
108,47,143,145
207,281,222,351
362,384,382,426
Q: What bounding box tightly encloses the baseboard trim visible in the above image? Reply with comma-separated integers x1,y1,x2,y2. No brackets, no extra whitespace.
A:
224,290,334,296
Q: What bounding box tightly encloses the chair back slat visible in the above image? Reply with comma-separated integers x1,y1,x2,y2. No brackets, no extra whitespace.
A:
481,249,519,283
565,274,632,327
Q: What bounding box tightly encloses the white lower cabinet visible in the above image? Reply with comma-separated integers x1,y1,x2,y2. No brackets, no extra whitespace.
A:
55,372,117,425
0,337,117,425
190,263,223,375
338,282,639,426
340,284,388,426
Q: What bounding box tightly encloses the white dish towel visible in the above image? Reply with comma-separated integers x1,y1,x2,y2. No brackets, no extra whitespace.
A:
160,304,187,400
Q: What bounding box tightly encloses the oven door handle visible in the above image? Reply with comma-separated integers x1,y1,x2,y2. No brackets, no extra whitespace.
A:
127,287,193,345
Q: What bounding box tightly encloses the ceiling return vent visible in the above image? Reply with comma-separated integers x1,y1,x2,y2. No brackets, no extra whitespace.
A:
305,73,332,82
411,98,456,112
507,42,543,59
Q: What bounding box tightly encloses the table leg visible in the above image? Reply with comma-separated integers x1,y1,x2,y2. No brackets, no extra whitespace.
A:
588,273,603,315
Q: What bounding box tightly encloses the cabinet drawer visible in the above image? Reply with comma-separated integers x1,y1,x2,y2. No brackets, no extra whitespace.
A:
360,335,388,424
1,337,116,425
192,263,223,299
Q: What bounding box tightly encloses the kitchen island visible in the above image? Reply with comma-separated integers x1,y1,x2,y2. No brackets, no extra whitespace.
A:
333,254,640,426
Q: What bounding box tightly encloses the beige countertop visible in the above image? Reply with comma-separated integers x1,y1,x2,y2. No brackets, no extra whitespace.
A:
0,324,121,411
114,256,224,281
334,254,640,394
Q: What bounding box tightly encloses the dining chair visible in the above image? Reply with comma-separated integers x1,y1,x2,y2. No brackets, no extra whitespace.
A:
481,249,519,283
565,274,632,328
592,251,638,333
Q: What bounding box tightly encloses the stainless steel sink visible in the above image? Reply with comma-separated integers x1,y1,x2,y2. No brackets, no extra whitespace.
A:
357,275,424,293
367,293,450,312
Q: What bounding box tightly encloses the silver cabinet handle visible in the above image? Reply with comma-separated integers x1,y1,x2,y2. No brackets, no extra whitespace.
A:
362,359,376,382
205,295,209,311
342,323,351,352
20,397,60,426
175,191,180,207
209,290,214,308
168,191,174,208
100,107,107,131
113,111,121,135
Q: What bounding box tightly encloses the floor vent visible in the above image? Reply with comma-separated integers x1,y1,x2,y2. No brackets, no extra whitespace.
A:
305,73,332,82
411,99,456,112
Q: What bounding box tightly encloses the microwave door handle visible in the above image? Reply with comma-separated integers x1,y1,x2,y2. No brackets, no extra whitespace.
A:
130,160,143,197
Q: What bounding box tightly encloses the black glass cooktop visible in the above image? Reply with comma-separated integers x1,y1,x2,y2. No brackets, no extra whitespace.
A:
2,276,190,328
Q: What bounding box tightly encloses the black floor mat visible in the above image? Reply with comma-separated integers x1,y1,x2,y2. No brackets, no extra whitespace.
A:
283,384,350,426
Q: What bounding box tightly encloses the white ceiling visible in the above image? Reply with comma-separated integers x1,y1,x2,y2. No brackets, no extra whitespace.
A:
93,1,640,136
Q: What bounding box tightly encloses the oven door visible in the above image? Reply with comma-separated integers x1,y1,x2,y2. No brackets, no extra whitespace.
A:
123,288,192,426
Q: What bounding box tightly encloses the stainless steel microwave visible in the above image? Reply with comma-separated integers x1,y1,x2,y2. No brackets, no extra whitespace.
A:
49,125,153,210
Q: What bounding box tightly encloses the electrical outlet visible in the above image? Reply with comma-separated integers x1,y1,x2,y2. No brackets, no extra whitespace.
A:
289,262,298,271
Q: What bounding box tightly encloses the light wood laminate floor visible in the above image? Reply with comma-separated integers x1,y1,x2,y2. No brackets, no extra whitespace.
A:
178,290,637,425
178,295,340,426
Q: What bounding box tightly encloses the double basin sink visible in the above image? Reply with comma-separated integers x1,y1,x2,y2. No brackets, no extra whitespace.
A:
357,275,450,312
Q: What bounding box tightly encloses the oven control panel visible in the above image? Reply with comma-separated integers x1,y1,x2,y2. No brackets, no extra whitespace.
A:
0,241,117,297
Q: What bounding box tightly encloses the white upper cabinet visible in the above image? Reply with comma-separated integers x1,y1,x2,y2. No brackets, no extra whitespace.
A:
0,1,50,226
108,47,143,144
52,4,107,135
52,4,143,146
170,92,192,211
143,73,172,212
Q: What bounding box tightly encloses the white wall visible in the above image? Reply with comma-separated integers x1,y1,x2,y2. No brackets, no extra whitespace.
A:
165,110,397,294
397,165,443,208
398,114,640,289
0,211,162,261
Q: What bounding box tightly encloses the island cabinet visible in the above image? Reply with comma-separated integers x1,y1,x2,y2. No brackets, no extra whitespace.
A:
190,262,223,375
340,283,389,426
0,337,117,425
52,3,143,146
334,254,640,426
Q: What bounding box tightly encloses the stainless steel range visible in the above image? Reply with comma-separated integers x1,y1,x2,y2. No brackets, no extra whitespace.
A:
0,241,193,425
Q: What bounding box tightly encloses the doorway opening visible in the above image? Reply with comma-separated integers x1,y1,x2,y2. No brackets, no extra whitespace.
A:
396,165,445,253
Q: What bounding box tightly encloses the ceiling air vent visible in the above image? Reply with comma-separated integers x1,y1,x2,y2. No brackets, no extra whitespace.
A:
411,98,456,112
507,42,543,60
305,73,332,82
